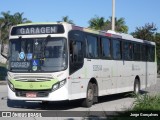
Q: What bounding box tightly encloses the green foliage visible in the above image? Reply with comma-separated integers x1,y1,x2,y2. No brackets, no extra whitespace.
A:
131,23,157,41
132,94,160,111
62,16,75,25
88,15,105,30
0,11,32,43
108,94,160,120
88,16,128,33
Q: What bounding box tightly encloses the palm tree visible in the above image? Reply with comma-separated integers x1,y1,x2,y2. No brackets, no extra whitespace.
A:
113,17,128,33
0,11,31,43
102,17,128,33
88,16,105,30
62,16,74,25
88,16,128,33
0,11,13,43
13,12,31,24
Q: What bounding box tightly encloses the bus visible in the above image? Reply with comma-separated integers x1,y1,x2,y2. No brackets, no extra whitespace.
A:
1,22,157,107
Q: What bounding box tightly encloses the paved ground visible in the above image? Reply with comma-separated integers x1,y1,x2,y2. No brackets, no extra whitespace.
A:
0,78,160,120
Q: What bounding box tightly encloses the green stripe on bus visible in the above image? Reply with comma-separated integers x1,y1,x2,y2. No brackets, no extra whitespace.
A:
16,22,59,26
10,79,58,90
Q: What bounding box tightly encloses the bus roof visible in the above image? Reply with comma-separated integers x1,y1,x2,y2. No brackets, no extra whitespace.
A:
72,25,155,45
15,22,64,26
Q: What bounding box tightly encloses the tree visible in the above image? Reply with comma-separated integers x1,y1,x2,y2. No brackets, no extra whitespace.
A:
62,16,74,25
131,23,157,41
0,11,13,43
88,16,128,33
13,12,31,24
88,16,105,30
0,11,31,43
103,17,128,33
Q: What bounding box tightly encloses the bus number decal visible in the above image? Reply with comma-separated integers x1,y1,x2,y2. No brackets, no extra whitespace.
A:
93,65,102,71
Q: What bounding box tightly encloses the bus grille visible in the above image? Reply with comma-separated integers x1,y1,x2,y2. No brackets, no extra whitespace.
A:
15,89,51,97
12,74,54,82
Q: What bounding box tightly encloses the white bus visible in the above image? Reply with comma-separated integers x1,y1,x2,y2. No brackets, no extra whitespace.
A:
1,22,157,107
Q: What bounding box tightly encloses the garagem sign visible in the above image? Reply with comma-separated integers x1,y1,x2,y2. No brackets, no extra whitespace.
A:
11,25,64,35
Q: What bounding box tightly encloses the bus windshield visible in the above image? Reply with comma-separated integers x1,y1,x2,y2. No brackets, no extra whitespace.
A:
9,37,67,72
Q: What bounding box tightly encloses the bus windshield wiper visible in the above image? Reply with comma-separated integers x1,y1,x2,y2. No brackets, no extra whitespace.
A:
42,35,51,58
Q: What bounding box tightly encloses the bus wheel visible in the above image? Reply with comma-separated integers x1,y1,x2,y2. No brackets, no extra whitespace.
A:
134,79,140,94
82,83,94,107
93,83,98,103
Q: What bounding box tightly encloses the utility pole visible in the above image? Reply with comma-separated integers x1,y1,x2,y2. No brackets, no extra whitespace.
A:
112,0,115,31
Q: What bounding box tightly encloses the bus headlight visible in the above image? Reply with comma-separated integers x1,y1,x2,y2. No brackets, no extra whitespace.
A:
8,81,15,92
52,84,59,91
52,79,66,91
59,79,66,87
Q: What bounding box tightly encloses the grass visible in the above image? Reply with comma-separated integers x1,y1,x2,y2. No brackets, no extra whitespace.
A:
107,93,160,120
0,63,7,80
132,93,160,111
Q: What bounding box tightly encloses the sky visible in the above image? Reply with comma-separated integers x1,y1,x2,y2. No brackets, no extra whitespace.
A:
0,0,160,33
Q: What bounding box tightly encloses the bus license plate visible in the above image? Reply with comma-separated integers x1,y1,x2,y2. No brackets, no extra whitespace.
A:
26,92,37,98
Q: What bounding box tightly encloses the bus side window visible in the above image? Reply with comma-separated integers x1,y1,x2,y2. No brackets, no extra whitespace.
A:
69,30,84,74
101,37,111,58
123,41,133,60
70,41,74,63
141,45,146,61
112,39,122,60
146,45,155,62
86,35,99,58
133,43,140,61
70,41,83,63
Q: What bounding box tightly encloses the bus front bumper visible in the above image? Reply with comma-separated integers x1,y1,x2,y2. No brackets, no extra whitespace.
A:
7,85,69,101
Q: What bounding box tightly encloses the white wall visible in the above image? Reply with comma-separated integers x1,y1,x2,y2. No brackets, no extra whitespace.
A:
0,44,7,64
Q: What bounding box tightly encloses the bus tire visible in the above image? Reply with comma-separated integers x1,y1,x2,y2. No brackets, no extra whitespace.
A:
93,83,98,103
134,79,140,94
82,83,94,108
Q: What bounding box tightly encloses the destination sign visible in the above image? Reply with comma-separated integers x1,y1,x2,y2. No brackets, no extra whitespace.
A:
11,62,30,68
11,25,64,35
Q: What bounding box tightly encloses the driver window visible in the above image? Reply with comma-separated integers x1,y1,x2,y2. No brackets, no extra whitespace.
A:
69,30,84,74
70,41,83,63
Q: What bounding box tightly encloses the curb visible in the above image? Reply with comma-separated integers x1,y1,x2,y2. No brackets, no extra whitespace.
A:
0,81,7,85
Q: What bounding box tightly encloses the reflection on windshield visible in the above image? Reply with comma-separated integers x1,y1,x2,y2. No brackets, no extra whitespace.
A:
9,38,67,72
